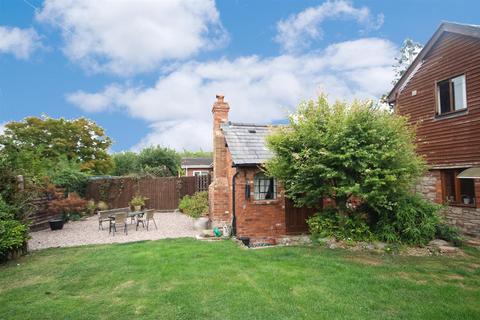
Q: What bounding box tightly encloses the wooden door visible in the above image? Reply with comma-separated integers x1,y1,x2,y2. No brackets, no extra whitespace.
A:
285,198,317,234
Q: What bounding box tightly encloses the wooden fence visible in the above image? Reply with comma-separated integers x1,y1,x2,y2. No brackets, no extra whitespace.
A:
85,174,211,211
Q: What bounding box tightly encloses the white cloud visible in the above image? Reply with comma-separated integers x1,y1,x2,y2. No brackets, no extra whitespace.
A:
67,38,396,151
0,122,6,135
36,0,228,75
275,0,384,52
0,26,41,59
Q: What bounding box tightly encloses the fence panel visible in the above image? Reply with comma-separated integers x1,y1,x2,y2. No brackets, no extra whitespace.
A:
85,175,211,211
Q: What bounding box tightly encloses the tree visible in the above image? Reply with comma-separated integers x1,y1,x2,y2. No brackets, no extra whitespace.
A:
0,116,113,175
265,96,439,244
138,146,181,177
111,152,141,176
392,38,423,85
111,146,181,177
178,150,213,158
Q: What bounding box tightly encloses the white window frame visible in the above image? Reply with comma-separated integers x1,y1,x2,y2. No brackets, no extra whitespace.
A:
193,171,209,176
253,173,277,201
436,74,467,115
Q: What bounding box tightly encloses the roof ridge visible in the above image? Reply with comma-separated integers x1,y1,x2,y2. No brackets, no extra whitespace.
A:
222,121,275,127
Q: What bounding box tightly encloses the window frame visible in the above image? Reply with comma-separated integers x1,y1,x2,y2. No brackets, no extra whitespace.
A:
435,74,467,117
192,170,209,176
253,172,277,201
441,169,476,208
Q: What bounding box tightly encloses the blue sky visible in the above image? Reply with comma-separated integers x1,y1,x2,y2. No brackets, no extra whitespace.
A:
0,0,478,152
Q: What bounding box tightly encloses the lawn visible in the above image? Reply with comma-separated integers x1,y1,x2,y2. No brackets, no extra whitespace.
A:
1,239,479,320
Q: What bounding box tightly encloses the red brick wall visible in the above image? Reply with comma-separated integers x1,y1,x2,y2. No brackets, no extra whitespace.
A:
233,168,286,243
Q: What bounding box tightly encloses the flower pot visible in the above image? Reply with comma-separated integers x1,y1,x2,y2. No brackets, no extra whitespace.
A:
134,205,142,212
49,219,64,231
193,217,210,231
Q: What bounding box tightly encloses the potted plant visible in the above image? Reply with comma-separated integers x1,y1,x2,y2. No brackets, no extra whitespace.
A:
48,217,64,230
179,192,210,230
130,195,148,211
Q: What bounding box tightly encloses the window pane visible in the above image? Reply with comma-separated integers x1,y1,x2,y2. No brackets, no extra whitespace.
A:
444,170,456,203
438,80,451,114
452,75,466,110
460,178,475,205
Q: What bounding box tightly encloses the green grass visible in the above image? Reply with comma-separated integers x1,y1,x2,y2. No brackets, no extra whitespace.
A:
1,239,479,320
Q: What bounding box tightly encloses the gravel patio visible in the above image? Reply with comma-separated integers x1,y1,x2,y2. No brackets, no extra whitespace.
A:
29,211,198,250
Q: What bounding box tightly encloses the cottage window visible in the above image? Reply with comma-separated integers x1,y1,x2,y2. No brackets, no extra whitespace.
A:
193,171,209,176
254,173,277,200
442,169,475,206
437,75,467,115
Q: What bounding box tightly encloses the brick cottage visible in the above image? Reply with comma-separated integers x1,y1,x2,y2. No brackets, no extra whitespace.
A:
387,22,480,237
208,95,316,244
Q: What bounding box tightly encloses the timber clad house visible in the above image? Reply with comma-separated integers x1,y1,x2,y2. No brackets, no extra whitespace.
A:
208,95,316,244
388,22,480,237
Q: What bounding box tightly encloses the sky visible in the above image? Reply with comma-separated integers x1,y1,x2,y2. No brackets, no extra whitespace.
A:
0,0,478,152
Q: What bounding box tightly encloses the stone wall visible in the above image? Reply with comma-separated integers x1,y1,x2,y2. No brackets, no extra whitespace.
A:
417,170,480,237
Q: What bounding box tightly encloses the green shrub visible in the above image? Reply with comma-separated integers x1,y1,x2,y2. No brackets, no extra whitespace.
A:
179,191,208,218
49,159,89,196
307,208,374,242
0,195,14,221
0,219,29,261
435,222,462,246
374,193,441,245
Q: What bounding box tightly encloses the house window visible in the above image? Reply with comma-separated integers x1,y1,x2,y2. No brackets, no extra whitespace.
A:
193,171,209,176
254,173,277,200
442,169,475,206
436,74,467,115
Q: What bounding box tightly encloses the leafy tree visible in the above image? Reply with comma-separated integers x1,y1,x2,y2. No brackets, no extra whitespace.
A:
0,116,113,175
266,96,424,210
138,146,181,177
112,152,141,176
178,150,213,158
266,96,439,244
111,146,181,177
392,38,423,85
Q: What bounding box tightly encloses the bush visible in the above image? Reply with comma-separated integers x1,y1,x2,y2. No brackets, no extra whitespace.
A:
435,222,462,246
307,208,374,242
267,96,443,246
374,193,441,245
48,193,88,222
49,159,89,197
179,191,208,218
0,219,29,261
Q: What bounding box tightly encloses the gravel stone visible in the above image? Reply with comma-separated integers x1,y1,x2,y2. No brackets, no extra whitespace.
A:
29,211,199,251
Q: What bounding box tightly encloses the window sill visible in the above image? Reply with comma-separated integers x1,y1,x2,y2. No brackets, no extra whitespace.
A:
434,109,468,120
445,202,476,209
252,199,280,205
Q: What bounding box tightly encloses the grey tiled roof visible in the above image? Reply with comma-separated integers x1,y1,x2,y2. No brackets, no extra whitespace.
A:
181,157,213,167
221,122,275,166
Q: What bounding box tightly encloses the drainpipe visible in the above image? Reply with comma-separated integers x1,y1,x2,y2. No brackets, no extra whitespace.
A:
232,169,239,236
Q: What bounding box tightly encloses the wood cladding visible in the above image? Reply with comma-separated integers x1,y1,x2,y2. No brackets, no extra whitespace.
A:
396,32,480,168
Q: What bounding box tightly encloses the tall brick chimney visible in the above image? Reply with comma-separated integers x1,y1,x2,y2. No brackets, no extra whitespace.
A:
211,94,230,180
209,94,231,227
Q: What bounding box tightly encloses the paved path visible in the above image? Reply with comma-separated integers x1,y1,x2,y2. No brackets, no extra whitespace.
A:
29,211,198,250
